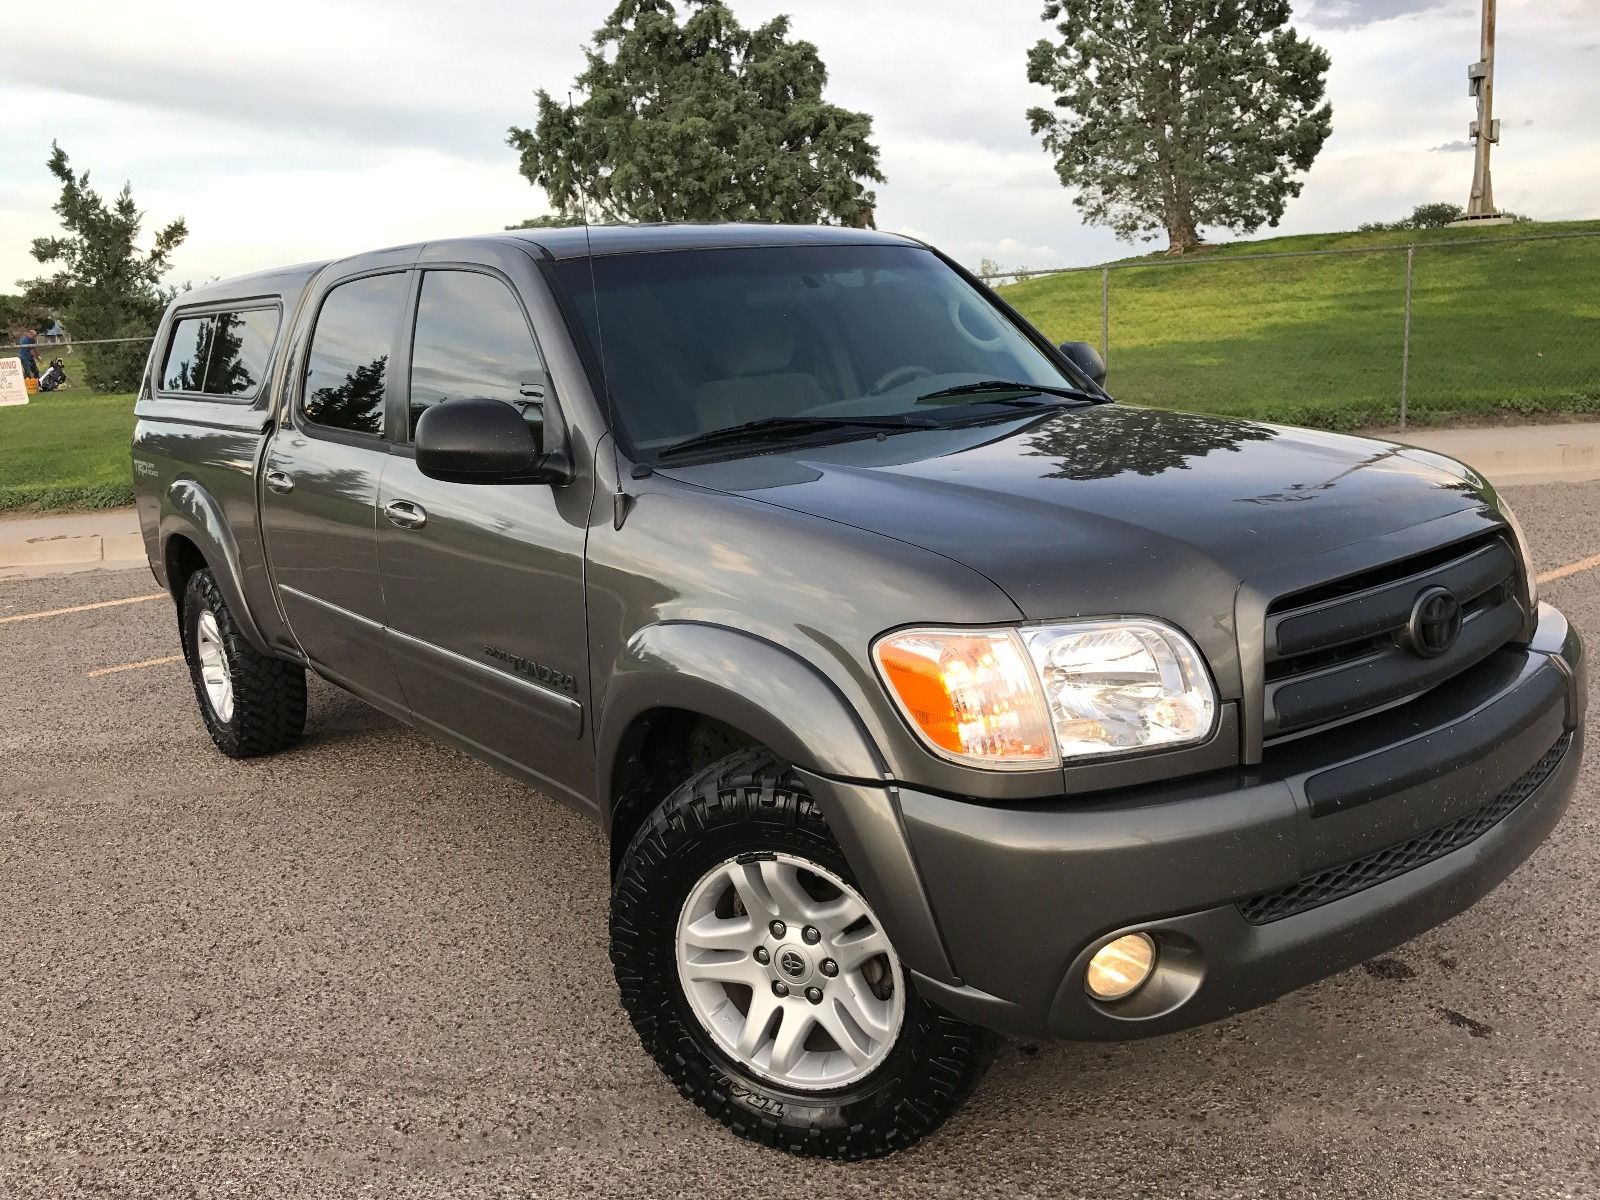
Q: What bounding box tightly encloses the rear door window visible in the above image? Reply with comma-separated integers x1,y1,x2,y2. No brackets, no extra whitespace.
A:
302,273,408,437
159,308,280,398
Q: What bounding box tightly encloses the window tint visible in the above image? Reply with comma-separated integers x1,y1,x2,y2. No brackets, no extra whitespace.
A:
303,274,407,436
159,308,280,398
203,309,277,397
162,317,212,392
407,270,548,440
552,245,1067,459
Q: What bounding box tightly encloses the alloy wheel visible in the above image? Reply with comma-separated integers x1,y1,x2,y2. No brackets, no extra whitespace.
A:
196,609,234,723
675,852,905,1091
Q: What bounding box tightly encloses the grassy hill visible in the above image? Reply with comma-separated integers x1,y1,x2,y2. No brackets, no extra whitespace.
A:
999,218,1600,431
0,390,137,510
1,218,1596,512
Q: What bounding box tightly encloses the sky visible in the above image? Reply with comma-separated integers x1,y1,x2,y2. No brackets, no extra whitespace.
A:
2,0,1597,292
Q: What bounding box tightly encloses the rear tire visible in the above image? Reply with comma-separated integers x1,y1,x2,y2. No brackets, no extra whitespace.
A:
180,568,306,758
610,749,992,1159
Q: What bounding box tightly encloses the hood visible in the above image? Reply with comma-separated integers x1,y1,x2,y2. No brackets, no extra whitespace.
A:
662,405,1500,693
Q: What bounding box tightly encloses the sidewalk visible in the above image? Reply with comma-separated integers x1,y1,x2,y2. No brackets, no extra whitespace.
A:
1394,422,1600,485
1,422,1598,577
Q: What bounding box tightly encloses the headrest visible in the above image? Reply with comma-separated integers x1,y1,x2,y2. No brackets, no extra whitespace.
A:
714,310,795,376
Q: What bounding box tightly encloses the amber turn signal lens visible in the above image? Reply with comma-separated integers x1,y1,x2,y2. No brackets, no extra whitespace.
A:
873,629,1056,767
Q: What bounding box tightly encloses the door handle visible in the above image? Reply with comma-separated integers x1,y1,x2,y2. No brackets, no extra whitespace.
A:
384,499,428,530
264,469,295,494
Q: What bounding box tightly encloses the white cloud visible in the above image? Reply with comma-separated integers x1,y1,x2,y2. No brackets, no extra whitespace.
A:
2,0,1597,292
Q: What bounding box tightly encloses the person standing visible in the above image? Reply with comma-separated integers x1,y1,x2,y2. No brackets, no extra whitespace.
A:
16,328,38,380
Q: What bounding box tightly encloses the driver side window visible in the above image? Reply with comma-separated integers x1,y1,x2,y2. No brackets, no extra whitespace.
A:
408,270,550,446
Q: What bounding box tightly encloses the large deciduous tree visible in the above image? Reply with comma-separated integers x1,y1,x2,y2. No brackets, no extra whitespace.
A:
508,0,884,228
1026,1,1332,254
22,142,187,391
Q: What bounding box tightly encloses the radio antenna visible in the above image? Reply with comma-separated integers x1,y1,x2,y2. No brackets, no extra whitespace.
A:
570,92,630,529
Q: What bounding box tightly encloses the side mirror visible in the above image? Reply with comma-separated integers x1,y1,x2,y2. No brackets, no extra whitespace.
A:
415,397,571,485
1059,341,1108,388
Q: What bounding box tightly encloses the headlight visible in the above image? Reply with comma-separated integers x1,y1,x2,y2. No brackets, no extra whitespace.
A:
874,618,1217,768
873,628,1056,768
1495,495,1539,610
1021,620,1217,758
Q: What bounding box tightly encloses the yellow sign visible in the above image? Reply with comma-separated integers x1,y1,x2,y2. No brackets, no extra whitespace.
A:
0,356,29,406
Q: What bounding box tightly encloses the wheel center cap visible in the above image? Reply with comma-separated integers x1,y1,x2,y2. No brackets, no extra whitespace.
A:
775,945,812,983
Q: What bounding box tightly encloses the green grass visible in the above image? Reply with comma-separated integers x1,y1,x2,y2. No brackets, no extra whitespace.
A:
0,388,137,511
1000,219,1600,431
1,220,1595,511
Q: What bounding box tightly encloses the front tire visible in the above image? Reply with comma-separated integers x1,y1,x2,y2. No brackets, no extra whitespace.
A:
180,568,306,758
610,750,992,1159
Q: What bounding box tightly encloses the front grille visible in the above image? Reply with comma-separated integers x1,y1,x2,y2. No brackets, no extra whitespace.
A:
1239,732,1572,924
1263,532,1524,739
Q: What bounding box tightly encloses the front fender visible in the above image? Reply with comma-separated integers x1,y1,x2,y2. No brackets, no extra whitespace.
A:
597,622,959,984
598,621,888,803
161,478,271,655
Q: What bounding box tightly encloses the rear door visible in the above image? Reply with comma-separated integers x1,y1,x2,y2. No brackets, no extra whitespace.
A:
375,248,594,807
261,263,411,705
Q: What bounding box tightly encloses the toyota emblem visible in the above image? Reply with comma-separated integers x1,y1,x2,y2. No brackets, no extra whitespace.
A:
1405,586,1463,658
779,950,807,977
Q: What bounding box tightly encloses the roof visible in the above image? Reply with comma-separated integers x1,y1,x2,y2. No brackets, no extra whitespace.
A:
501,222,914,260
173,259,331,309
170,225,917,309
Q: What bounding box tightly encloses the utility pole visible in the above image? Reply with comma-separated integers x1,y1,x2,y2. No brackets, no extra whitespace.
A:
1461,0,1506,222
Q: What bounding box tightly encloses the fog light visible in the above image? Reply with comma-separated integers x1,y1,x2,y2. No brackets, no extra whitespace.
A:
1085,933,1157,1001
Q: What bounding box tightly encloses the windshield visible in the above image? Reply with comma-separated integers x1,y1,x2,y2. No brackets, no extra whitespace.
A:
552,244,1077,461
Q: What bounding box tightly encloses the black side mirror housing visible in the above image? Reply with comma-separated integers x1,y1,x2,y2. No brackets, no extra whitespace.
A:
1059,340,1108,388
415,397,571,485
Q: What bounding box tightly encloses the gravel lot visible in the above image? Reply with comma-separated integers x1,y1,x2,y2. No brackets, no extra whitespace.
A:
3,479,1598,1199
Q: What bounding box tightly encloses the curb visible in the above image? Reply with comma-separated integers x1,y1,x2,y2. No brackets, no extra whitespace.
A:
1396,424,1600,486
0,530,145,570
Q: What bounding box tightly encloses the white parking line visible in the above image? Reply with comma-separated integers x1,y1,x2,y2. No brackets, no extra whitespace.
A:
87,654,184,678
0,592,165,625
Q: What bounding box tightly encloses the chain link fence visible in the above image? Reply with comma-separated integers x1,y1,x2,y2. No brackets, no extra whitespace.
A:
6,231,1597,431
1,334,156,397
986,230,1600,432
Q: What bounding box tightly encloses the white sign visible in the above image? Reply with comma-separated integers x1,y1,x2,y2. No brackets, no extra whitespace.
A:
0,356,28,406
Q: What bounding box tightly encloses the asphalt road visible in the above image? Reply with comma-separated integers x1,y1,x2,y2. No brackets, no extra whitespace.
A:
4,479,1599,1199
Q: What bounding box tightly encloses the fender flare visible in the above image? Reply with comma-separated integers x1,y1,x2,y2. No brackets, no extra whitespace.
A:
597,622,961,984
160,478,271,654
597,622,888,814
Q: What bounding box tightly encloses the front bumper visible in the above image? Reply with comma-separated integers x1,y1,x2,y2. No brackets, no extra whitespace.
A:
813,603,1585,1042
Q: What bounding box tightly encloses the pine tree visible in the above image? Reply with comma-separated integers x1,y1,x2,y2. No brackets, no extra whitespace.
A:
22,143,187,390
508,0,884,228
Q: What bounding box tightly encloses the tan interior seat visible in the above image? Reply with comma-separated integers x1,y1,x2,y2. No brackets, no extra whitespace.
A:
695,311,825,430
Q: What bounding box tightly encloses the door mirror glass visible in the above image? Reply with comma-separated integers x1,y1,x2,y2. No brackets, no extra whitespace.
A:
415,397,565,484
1059,340,1108,388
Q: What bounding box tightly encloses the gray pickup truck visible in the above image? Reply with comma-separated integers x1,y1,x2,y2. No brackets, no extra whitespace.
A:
133,224,1584,1159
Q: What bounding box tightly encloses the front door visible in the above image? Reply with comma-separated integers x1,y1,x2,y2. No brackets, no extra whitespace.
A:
375,260,594,808
261,268,411,705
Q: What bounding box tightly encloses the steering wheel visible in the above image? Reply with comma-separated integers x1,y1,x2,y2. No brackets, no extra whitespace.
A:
869,364,935,395
947,295,1007,352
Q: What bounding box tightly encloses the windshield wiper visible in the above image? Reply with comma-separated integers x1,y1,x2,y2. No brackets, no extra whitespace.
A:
915,379,1101,405
656,414,937,461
